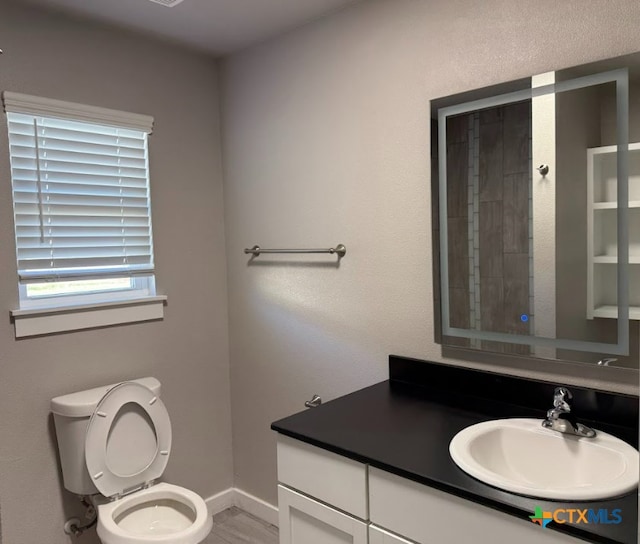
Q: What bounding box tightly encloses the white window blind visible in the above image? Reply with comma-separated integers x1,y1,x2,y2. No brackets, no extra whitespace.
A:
4,94,156,283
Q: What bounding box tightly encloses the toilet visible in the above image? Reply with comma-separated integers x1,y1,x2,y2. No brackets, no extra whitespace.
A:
51,378,213,544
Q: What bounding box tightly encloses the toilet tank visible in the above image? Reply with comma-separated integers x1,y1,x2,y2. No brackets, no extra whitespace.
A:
50,377,161,496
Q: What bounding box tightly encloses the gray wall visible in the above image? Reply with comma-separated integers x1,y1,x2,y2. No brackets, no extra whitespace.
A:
221,0,640,507
0,3,232,543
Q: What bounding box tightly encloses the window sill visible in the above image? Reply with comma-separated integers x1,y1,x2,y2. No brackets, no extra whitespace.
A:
10,296,167,338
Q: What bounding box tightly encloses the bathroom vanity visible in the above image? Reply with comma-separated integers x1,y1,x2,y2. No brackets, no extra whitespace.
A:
271,356,638,544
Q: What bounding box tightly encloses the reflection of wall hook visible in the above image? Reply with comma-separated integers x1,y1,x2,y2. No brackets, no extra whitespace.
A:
536,164,549,177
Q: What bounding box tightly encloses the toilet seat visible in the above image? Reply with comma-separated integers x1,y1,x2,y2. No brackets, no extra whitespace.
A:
96,482,213,544
86,381,172,498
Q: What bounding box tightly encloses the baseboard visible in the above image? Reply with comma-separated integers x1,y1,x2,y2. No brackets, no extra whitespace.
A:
234,488,279,526
205,487,235,517
205,487,279,527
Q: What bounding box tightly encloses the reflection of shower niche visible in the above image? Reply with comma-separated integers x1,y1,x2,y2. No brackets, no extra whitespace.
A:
432,55,639,367
445,102,532,355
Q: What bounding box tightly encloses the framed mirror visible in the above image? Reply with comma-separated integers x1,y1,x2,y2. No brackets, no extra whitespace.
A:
431,52,640,370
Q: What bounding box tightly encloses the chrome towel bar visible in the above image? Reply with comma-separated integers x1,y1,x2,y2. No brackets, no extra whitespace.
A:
244,244,346,258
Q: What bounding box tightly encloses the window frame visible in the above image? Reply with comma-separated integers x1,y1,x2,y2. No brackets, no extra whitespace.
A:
3,92,165,336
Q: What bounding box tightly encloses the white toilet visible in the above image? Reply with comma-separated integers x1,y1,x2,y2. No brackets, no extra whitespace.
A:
51,378,213,544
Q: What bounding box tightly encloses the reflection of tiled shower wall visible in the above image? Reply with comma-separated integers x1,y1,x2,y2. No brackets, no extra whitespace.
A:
467,113,480,348
466,111,534,349
466,103,535,353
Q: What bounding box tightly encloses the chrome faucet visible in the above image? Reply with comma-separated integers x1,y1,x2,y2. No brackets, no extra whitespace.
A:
541,387,596,438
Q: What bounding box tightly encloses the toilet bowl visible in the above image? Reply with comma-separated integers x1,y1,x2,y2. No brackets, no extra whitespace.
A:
96,483,212,544
51,378,213,544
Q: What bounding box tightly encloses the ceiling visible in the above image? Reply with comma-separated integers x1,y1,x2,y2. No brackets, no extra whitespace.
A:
19,0,361,55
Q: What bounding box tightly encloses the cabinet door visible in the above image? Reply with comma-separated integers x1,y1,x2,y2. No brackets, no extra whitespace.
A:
369,524,416,544
278,485,368,544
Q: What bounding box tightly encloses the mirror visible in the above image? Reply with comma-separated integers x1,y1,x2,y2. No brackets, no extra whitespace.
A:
431,52,640,370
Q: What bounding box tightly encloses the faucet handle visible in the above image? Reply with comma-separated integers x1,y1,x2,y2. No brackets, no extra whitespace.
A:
553,386,572,411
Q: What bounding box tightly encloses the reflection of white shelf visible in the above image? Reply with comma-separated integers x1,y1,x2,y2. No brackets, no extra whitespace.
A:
593,200,640,209
593,305,640,319
593,255,640,264
589,142,640,155
587,143,640,320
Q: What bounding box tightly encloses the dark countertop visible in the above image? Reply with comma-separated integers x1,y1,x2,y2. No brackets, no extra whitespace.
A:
271,358,638,544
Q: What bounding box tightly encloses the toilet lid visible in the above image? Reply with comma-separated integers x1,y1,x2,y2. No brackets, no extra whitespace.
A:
85,381,171,498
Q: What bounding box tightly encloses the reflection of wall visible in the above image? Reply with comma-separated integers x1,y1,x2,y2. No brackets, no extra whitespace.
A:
445,103,531,355
556,82,640,366
531,72,557,358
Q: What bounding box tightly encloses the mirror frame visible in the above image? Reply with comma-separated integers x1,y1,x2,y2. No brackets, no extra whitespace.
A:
436,68,630,355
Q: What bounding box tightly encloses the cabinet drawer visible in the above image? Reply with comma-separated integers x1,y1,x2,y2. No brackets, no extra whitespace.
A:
278,485,368,544
277,435,367,519
369,468,578,544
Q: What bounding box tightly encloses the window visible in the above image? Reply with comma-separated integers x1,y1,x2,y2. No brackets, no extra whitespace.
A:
3,92,164,336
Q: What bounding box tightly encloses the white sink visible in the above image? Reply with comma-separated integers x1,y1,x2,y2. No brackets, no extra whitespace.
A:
449,418,639,500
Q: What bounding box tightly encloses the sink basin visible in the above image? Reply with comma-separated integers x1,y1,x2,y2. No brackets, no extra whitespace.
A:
449,418,639,500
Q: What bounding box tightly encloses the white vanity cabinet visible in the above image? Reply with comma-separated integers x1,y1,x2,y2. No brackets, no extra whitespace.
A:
277,435,581,544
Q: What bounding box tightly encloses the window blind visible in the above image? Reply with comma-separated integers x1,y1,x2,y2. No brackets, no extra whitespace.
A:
6,110,155,282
